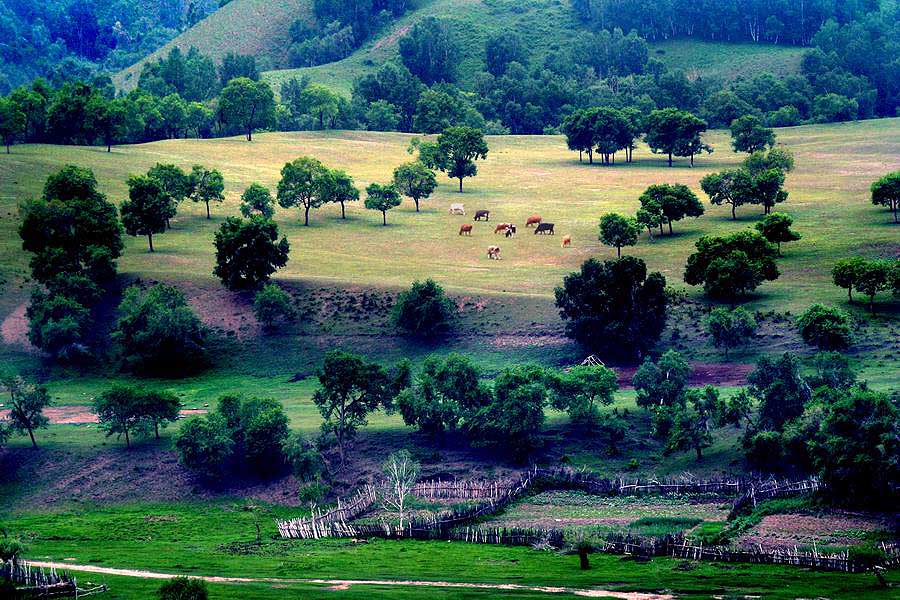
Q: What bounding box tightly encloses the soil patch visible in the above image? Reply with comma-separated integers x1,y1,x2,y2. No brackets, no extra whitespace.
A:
0,407,206,425
615,362,754,389
737,512,894,549
0,302,37,353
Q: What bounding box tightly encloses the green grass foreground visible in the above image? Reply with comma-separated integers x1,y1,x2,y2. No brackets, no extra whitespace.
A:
8,502,897,599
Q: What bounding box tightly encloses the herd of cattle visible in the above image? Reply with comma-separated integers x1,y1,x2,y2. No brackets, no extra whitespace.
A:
449,204,571,260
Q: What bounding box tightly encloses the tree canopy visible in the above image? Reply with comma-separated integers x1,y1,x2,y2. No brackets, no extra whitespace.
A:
213,217,290,290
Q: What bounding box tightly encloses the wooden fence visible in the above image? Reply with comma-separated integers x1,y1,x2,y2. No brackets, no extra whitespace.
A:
277,485,376,539
1,559,80,598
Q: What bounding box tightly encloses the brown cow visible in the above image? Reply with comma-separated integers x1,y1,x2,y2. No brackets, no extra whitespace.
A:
459,224,473,236
487,245,501,260
561,235,572,248
525,215,542,227
494,223,511,234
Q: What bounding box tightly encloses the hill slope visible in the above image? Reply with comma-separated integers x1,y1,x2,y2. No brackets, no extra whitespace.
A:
114,0,312,91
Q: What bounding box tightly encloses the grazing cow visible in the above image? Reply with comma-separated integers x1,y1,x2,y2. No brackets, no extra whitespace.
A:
487,245,501,260
525,215,542,227
505,224,517,238
494,223,511,234
474,210,490,221
535,222,555,235
459,224,473,236
561,235,572,248
449,203,465,215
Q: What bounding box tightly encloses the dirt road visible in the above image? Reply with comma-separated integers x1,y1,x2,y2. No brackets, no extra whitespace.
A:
27,560,673,599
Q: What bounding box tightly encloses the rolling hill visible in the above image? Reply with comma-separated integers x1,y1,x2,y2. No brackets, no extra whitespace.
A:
114,0,806,98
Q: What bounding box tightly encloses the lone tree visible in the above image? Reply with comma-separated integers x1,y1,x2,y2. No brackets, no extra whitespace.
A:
797,304,853,351
730,115,775,153
189,165,225,219
365,183,402,225
393,161,437,212
638,184,704,235
755,212,801,254
381,449,421,529
313,350,394,467
213,216,290,290
140,390,182,440
704,307,757,359
871,171,900,224
147,163,192,229
700,168,753,220
598,213,639,257
94,385,144,448
240,183,275,219
435,126,489,192
831,256,867,303
684,231,780,301
121,175,171,252
253,283,296,330
391,279,455,339
277,156,327,226
644,108,711,167
319,168,359,219
1,375,51,448
219,77,275,141
555,256,668,358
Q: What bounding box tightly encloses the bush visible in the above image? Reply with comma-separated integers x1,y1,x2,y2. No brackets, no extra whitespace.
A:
253,283,296,330
157,576,208,600
391,279,454,339
298,481,330,505
175,415,234,481
744,430,785,471
284,433,326,482
797,304,852,350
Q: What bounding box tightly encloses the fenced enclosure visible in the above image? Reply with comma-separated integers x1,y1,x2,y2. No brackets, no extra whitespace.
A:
272,467,892,573
1,559,108,598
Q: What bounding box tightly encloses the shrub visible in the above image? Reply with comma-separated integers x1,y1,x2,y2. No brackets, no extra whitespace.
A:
391,279,454,339
157,576,208,600
284,434,326,482
175,414,234,481
797,304,852,350
253,283,296,329
744,430,785,471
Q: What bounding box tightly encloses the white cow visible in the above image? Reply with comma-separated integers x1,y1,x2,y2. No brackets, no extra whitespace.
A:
448,203,466,215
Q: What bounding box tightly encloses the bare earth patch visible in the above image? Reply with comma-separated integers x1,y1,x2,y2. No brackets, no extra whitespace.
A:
181,284,259,338
0,302,37,353
737,513,893,548
616,362,754,389
0,407,206,425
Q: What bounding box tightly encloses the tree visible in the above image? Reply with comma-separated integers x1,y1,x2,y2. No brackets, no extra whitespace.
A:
157,576,209,600
549,364,619,428
253,284,296,330
633,350,691,411
797,304,852,351
121,175,171,252
832,257,867,303
219,77,275,141
313,350,393,466
300,84,342,129
1,375,50,448
392,162,437,212
112,284,207,375
638,184,704,235
241,397,290,474
644,108,711,167
635,200,664,240
684,231,780,301
381,449,421,529
284,433,326,482
399,17,460,85
277,156,327,226
94,385,144,448
855,259,892,313
139,390,181,440
467,365,547,460
704,307,757,359
555,256,667,358
219,53,258,87
435,127,489,192
319,168,359,220
870,171,900,224
730,115,775,153
485,31,527,77
391,279,454,339
747,352,811,431
700,168,754,220
147,163,192,229
19,165,123,284
25,291,91,358
0,97,26,153
175,414,234,481
755,212,800,254
809,387,899,503
188,165,225,219
751,168,789,215
413,90,467,134
598,213,639,257
213,217,290,290
743,147,794,176
240,183,275,219
365,183,402,225
667,404,713,460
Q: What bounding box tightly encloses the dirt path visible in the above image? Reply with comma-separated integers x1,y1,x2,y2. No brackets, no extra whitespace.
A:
27,561,673,599
0,407,206,424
